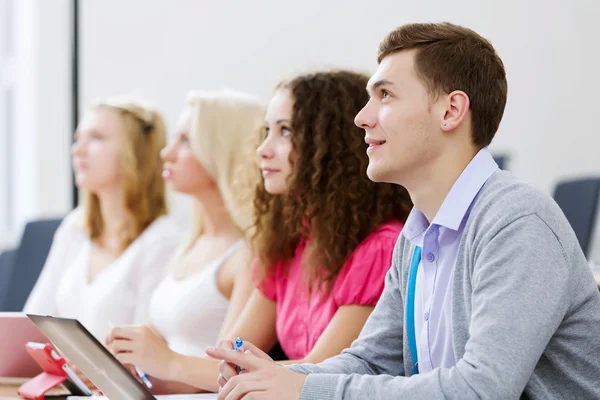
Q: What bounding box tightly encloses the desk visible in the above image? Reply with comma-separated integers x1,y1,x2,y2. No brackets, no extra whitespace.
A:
0,378,24,399
0,378,67,399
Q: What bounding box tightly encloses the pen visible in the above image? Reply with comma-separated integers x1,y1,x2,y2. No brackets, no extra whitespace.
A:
134,366,153,389
234,337,244,371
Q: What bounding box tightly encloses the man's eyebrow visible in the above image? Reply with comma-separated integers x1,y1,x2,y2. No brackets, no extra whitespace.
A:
367,79,394,92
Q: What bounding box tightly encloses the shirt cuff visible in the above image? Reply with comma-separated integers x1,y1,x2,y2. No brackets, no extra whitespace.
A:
299,374,340,400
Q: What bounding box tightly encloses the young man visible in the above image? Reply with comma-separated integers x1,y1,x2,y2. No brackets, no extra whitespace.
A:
207,22,600,399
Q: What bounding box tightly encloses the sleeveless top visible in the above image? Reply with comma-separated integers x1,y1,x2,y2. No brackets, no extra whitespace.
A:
149,240,244,356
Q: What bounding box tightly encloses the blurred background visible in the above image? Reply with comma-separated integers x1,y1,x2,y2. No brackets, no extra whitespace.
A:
0,0,599,255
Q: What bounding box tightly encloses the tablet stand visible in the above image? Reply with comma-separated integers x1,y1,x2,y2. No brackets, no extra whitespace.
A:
17,369,68,400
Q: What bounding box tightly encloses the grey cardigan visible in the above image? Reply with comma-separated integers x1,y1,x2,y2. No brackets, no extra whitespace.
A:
290,171,600,399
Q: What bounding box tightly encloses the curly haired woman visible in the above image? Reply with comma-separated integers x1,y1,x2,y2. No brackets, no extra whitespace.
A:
237,70,413,365
109,71,412,393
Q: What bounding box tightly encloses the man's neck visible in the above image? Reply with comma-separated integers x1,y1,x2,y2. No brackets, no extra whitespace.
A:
405,147,479,223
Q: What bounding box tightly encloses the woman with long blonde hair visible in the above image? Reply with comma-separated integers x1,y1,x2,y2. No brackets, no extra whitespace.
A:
25,96,181,341
107,90,264,393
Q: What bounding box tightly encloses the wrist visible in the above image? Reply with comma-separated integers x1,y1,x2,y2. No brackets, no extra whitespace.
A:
165,350,182,382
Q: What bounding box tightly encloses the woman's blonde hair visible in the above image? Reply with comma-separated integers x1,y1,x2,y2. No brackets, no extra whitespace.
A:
179,89,265,252
81,96,168,253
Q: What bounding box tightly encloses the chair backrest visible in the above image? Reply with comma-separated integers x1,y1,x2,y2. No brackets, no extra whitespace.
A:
0,249,17,310
552,177,600,257
1,218,62,311
492,154,509,170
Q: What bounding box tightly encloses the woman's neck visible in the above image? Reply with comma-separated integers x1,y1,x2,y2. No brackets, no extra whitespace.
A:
192,187,240,238
95,187,128,251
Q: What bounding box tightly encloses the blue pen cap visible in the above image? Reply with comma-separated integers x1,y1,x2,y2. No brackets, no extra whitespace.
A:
235,337,243,350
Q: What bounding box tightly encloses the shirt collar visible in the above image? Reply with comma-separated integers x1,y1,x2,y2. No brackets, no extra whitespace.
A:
403,147,499,242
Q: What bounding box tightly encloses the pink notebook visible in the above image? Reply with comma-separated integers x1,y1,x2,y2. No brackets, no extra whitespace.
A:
0,313,48,377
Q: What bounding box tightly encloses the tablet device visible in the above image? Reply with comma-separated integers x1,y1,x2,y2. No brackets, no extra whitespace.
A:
26,314,155,400
0,312,49,377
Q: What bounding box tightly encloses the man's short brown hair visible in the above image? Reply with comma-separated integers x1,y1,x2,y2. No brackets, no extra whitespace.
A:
378,22,507,148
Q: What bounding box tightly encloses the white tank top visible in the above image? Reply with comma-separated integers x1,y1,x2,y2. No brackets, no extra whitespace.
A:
149,240,244,357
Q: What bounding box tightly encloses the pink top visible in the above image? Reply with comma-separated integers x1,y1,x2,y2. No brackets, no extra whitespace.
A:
254,220,403,360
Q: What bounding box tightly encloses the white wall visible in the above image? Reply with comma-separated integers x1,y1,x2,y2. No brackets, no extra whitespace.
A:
80,0,600,199
1,0,598,247
81,0,600,197
4,0,592,239
0,0,72,248
0,0,13,243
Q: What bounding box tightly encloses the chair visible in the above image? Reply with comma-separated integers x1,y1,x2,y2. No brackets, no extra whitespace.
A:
0,249,17,310
1,218,62,311
552,178,600,258
492,154,509,170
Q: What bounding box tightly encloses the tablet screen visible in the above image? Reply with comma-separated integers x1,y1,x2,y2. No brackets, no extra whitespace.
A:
26,314,155,400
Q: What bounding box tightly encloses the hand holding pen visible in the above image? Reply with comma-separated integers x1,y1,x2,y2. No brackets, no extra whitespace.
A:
208,339,277,392
207,342,307,400
107,322,152,389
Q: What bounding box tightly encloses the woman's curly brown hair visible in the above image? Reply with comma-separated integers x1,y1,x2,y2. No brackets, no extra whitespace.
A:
253,70,413,291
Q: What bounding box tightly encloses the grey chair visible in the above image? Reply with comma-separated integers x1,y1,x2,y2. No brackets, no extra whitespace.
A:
1,218,62,311
552,177,600,258
492,154,509,170
0,249,17,310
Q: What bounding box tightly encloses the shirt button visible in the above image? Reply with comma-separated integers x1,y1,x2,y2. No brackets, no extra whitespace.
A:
424,311,430,321
427,253,435,262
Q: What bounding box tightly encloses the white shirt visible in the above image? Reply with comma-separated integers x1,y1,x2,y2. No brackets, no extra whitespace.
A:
24,209,181,342
149,240,244,357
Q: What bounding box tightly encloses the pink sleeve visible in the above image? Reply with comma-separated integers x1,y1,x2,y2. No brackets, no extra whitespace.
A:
251,257,278,302
332,235,397,306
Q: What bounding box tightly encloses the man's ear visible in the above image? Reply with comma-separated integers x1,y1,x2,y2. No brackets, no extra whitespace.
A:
440,90,470,132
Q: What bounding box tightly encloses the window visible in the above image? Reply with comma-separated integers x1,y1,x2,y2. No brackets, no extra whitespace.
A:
0,0,15,248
